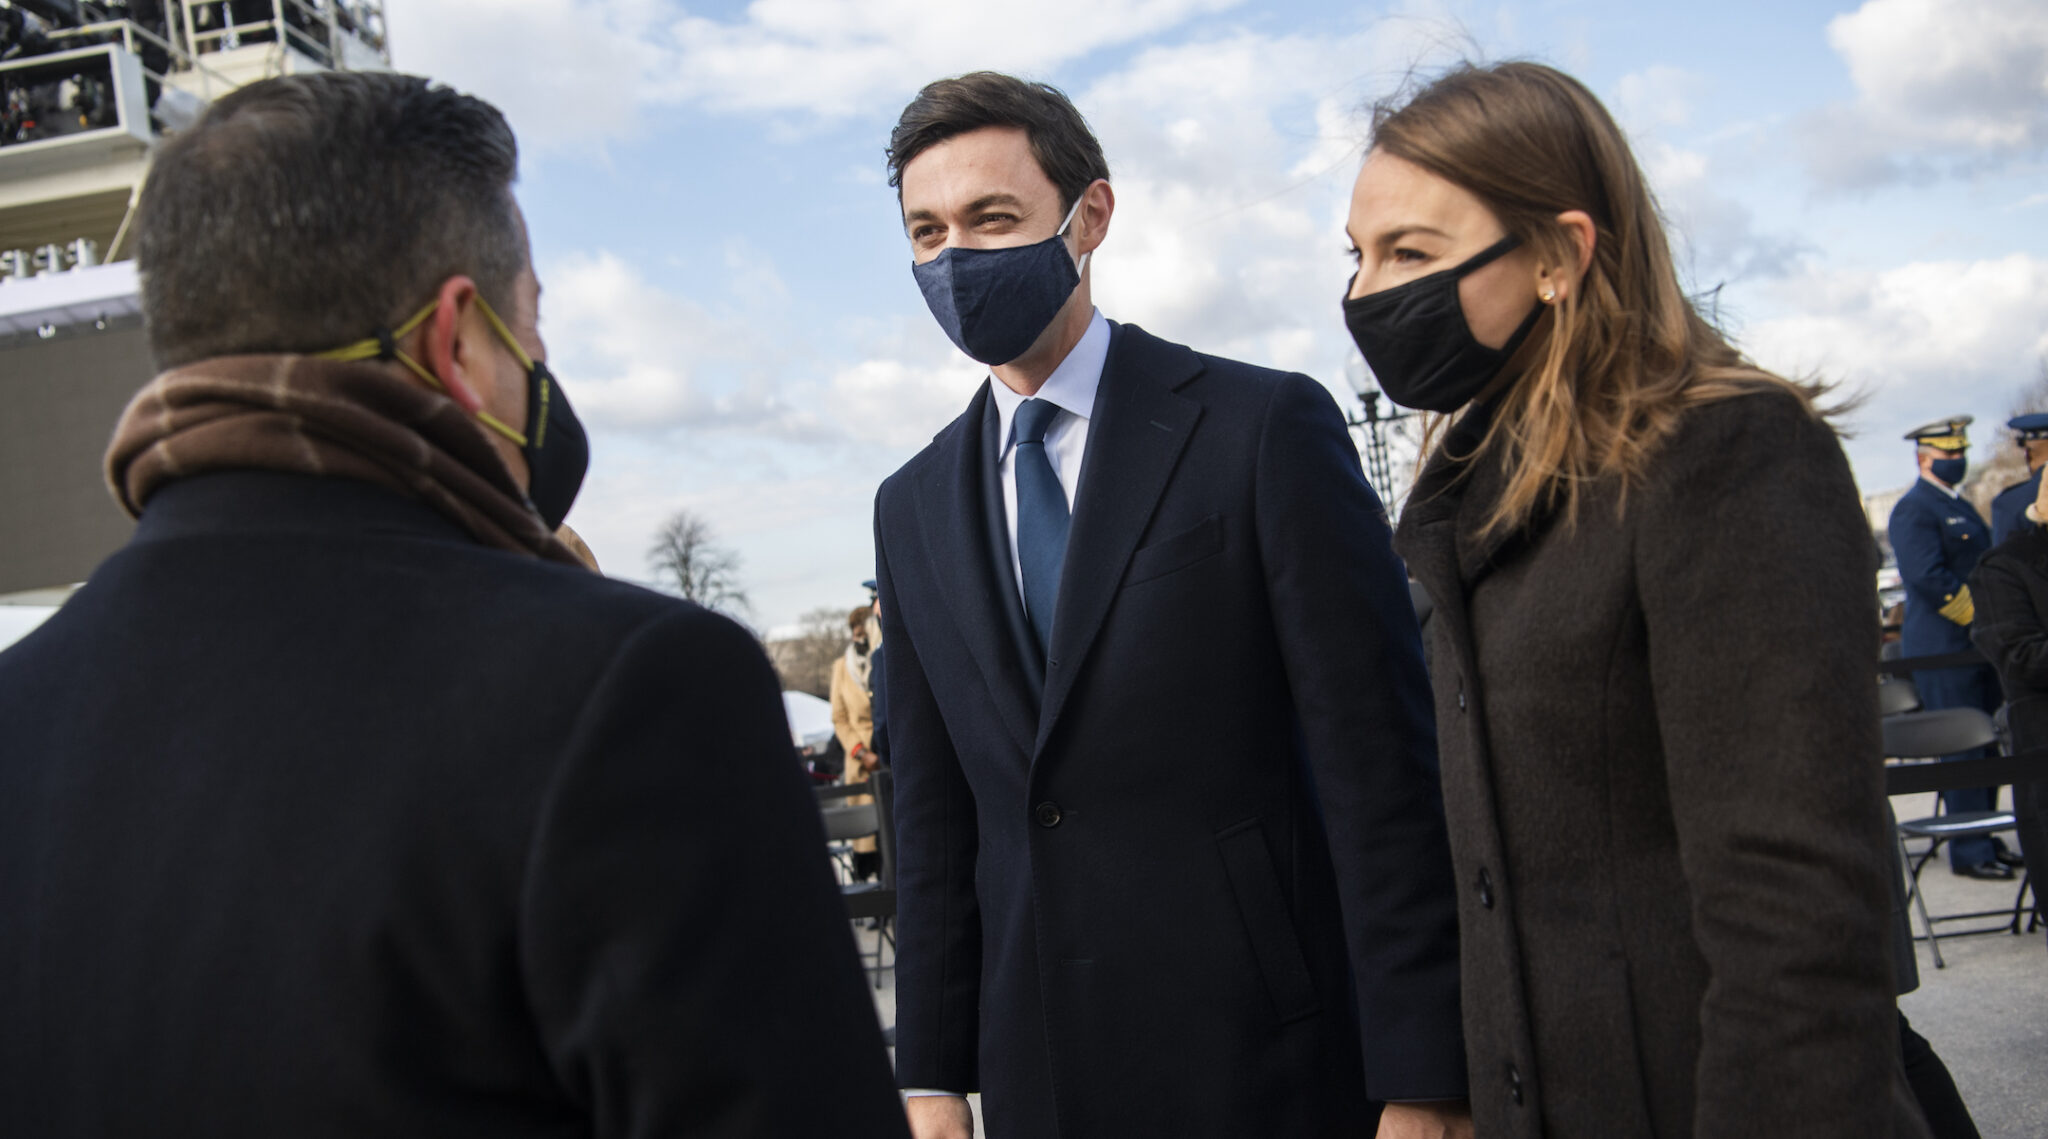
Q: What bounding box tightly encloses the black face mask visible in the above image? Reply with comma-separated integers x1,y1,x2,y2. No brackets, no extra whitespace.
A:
514,356,588,531
1342,234,1546,412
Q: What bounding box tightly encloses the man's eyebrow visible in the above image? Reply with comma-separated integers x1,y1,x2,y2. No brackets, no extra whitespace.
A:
963,192,1026,214
902,192,1031,230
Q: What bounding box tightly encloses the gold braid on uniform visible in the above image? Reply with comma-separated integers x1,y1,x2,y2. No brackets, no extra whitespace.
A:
1938,586,1975,626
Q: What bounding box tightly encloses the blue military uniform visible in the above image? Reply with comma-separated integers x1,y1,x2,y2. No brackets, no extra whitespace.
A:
1889,416,2007,872
1989,413,2048,547
1991,470,2039,548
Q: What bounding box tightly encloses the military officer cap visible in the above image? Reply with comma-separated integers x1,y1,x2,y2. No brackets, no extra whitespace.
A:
1904,415,1973,451
2008,413,2048,441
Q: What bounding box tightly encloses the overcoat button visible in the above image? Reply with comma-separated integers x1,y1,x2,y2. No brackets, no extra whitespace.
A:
1035,801,1063,828
1477,867,1495,910
1508,1063,1524,1106
1456,683,1467,712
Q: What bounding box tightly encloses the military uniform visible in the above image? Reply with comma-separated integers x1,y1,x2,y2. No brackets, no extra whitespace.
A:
1889,417,2007,873
1989,413,2048,548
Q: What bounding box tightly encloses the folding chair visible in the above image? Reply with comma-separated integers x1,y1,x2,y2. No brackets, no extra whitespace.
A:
822,771,898,988
1882,707,2032,968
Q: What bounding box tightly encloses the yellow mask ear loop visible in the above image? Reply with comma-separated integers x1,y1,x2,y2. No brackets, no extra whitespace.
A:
314,299,529,447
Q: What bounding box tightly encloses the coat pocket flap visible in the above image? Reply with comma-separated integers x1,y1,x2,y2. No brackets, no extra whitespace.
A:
1215,819,1319,1023
1125,514,1223,587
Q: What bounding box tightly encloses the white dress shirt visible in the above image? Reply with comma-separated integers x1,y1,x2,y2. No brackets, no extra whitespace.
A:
984,308,1109,613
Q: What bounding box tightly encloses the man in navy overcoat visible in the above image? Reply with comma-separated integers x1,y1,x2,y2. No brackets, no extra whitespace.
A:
873,73,1466,1139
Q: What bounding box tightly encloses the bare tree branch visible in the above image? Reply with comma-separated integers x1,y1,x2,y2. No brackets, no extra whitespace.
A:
763,605,853,698
646,510,751,620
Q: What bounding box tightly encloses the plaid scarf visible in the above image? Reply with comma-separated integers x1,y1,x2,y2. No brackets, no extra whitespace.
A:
106,353,585,568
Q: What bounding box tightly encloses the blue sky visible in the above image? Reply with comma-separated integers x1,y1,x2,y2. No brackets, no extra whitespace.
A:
390,0,2048,631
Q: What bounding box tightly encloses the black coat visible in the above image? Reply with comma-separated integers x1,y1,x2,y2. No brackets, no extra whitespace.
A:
0,472,907,1139
1394,390,1927,1139
1966,527,2048,884
873,322,1464,1138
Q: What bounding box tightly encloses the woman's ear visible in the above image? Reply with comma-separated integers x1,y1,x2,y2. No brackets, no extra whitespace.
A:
1537,210,1597,304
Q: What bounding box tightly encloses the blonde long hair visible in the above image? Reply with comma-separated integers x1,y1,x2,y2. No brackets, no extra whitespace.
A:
1373,62,1821,536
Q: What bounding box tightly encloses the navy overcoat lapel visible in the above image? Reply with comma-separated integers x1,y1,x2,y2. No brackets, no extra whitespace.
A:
1035,323,1203,756
914,382,1040,759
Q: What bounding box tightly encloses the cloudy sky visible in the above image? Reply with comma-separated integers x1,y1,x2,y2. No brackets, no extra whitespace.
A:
388,0,2048,632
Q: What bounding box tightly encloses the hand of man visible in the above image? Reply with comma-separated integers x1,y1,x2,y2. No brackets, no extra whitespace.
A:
1375,1101,1473,1139
906,1094,974,1139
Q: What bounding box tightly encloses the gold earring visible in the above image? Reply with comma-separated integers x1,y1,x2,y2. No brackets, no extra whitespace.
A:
1541,286,1557,303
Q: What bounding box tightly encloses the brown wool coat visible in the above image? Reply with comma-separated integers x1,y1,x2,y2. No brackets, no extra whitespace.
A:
1394,390,1929,1139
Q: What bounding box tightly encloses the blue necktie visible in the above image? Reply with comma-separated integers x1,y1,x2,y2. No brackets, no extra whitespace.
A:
1013,398,1069,656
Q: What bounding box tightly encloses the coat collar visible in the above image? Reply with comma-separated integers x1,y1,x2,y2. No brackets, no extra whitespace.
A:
131,469,472,548
1034,321,1204,756
1395,402,1567,640
912,381,1042,759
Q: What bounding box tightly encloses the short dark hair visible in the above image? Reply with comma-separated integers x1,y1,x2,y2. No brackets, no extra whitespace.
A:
886,72,1109,211
135,71,526,369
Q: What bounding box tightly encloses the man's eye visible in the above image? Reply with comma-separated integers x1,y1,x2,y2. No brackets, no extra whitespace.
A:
1391,247,1428,264
976,213,1015,226
911,226,940,242
1344,245,1362,264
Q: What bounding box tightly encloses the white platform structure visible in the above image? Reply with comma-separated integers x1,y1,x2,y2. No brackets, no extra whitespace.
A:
0,1,392,597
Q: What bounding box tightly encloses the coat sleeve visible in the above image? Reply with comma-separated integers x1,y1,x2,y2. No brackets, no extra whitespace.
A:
519,606,909,1139
1253,373,1466,1101
875,491,984,1093
1970,553,2048,688
1633,393,1901,1139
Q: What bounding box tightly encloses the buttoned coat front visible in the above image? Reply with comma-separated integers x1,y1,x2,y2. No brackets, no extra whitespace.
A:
875,322,1465,1138
1394,389,1930,1139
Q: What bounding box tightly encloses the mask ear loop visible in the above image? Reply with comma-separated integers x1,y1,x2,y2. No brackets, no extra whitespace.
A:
1055,193,1092,277
471,295,551,449
314,299,529,447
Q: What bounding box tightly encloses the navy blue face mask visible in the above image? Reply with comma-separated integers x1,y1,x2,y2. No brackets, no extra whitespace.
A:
1929,456,1967,486
913,196,1087,366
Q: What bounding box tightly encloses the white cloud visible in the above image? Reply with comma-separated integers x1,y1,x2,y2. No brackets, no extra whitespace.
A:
386,0,678,147
1079,22,1461,381
542,251,722,429
1613,64,1702,133
1738,253,2048,484
1800,0,2048,189
1638,140,1807,284
660,0,1243,116
543,246,981,447
389,0,1243,146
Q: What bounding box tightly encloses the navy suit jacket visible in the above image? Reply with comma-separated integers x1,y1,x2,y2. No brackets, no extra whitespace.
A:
0,472,907,1139
1890,478,1990,656
873,322,1464,1137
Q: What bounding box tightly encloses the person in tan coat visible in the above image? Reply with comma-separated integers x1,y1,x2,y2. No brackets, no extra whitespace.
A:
830,605,882,879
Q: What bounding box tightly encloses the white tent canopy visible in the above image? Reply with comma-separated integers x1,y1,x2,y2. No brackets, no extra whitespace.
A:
782,690,834,750
0,606,57,652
